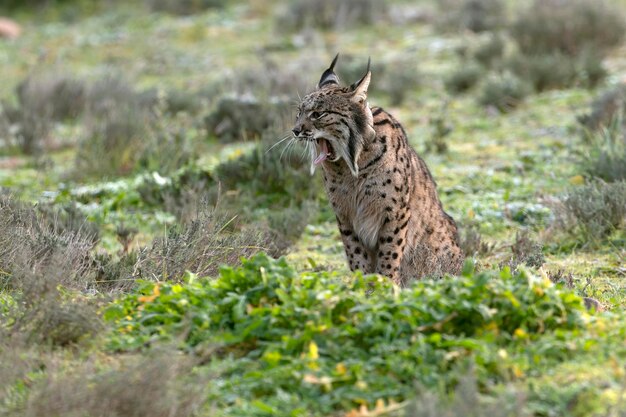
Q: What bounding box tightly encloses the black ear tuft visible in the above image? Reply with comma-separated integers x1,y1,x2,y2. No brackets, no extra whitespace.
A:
350,57,371,91
318,53,340,89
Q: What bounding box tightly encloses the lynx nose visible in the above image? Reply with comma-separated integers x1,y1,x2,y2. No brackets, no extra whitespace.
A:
292,127,301,137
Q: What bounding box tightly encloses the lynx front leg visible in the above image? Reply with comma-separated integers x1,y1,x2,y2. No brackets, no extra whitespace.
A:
375,209,410,285
336,220,373,274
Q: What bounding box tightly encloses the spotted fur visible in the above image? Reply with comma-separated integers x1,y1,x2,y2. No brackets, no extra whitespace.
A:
292,55,463,285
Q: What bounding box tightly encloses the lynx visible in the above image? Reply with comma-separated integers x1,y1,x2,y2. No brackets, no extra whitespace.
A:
292,55,463,285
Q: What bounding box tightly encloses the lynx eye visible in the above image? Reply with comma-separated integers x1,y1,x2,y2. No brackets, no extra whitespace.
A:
310,111,326,120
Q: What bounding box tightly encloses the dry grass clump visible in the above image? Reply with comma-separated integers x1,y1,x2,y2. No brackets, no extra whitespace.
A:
579,121,626,183
146,0,226,15
552,180,626,242
511,0,625,58
204,95,290,143
578,86,626,132
437,0,507,33
478,73,530,112
75,76,200,179
0,195,98,291
276,0,389,31
407,372,527,417
445,63,483,95
509,230,545,269
134,209,275,282
0,195,102,346
459,222,494,258
24,349,207,417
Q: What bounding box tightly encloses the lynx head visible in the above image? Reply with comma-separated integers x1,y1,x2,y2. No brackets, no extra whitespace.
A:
292,54,376,177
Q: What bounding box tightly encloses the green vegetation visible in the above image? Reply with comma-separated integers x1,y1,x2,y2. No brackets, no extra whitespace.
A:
1,0,626,415
105,253,624,416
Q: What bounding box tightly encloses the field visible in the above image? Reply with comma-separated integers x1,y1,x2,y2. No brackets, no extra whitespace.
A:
1,0,625,416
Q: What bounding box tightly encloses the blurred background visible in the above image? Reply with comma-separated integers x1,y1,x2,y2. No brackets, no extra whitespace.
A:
0,0,625,289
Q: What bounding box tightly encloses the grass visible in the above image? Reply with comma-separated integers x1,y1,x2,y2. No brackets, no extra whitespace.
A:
1,0,626,415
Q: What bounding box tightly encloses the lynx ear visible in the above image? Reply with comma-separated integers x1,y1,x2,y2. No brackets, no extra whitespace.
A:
318,53,340,89
350,58,371,104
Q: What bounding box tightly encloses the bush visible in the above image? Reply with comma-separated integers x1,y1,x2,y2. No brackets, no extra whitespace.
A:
204,95,290,143
507,51,607,92
25,350,207,417
437,0,506,33
215,133,322,208
16,72,86,122
105,253,603,415
424,104,453,154
473,34,505,68
553,180,626,241
146,0,227,15
578,86,626,132
0,71,85,154
133,210,275,282
507,229,544,269
0,195,98,292
507,53,577,92
0,195,102,346
478,73,530,112
276,0,389,31
459,222,493,257
579,121,626,182
75,103,150,177
511,0,626,57
444,63,483,94
75,76,201,179
377,58,421,105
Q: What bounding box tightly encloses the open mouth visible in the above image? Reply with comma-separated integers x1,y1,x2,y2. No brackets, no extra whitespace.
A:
313,138,337,165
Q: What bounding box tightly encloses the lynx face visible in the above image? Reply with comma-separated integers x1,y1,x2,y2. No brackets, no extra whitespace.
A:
292,54,376,177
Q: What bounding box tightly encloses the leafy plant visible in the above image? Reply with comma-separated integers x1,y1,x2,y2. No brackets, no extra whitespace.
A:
105,253,608,415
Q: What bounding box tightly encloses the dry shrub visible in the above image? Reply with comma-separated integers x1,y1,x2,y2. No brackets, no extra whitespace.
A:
277,0,389,31
267,201,317,253
0,195,98,292
134,209,275,281
578,86,626,132
408,371,528,417
445,63,483,95
478,73,530,112
437,0,507,33
507,50,607,92
16,71,86,121
204,95,290,143
3,71,86,154
0,195,101,346
579,121,626,183
552,180,626,241
473,34,505,68
378,57,421,105
25,350,207,417
146,0,226,15
75,76,200,179
509,230,545,269
459,222,494,257
511,0,626,57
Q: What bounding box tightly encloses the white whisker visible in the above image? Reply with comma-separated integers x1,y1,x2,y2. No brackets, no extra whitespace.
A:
266,134,292,154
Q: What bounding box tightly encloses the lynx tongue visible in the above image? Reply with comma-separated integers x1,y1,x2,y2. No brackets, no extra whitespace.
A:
313,139,329,165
